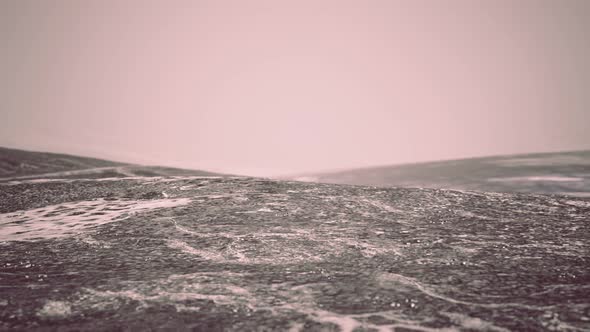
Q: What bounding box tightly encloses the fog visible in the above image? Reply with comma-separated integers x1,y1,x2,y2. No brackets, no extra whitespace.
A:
1,0,589,176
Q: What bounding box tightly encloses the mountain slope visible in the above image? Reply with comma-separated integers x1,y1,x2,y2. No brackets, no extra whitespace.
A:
287,150,590,196
0,147,126,177
0,147,227,181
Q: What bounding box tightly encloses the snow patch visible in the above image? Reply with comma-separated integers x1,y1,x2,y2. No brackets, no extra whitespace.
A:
293,176,319,182
488,176,583,182
37,301,72,319
0,198,191,241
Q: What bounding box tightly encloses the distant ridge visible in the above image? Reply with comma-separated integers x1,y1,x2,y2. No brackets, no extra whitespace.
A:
0,146,228,180
285,150,590,196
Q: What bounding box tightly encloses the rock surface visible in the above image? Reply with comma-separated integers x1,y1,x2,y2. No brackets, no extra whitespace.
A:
1,174,589,331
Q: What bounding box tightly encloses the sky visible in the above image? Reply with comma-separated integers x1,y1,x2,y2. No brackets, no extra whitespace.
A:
1,0,589,176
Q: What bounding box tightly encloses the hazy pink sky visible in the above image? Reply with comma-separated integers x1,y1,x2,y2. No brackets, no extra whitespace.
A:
1,0,589,176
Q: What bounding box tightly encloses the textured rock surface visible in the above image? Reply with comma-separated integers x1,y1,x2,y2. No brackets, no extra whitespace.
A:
1,176,589,331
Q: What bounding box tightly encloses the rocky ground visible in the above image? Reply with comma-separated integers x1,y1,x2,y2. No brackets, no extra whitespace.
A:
1,174,589,331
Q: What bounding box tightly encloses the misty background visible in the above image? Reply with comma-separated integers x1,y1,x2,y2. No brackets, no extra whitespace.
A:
1,0,589,177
